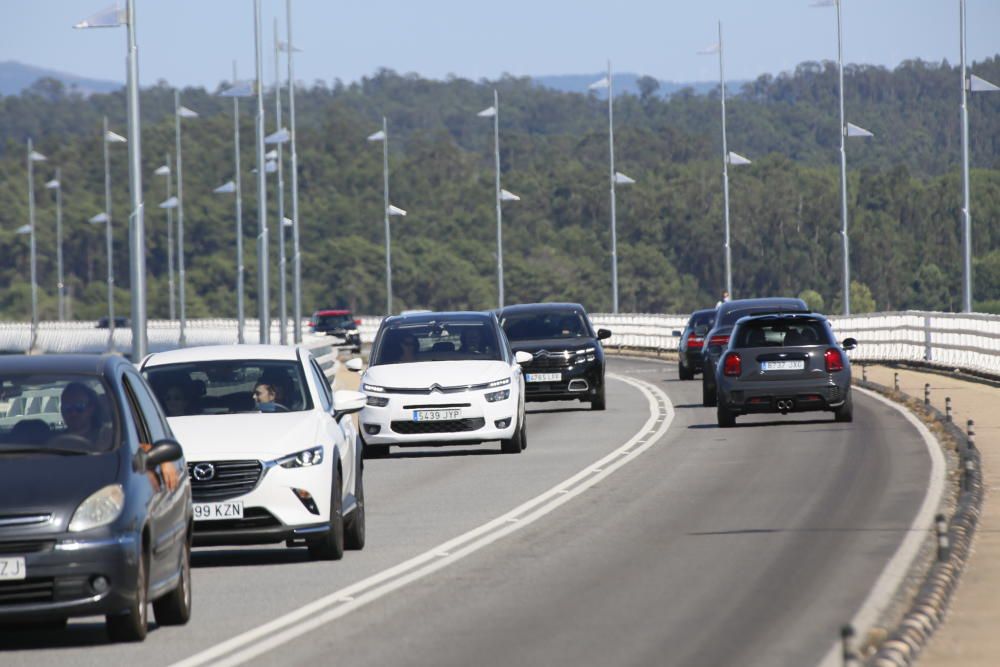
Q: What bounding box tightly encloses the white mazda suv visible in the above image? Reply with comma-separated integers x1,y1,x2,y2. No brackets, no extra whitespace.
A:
359,311,531,457
140,344,367,560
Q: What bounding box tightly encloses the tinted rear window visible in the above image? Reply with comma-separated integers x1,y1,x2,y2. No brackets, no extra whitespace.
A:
721,306,804,327
733,320,833,348
690,312,715,328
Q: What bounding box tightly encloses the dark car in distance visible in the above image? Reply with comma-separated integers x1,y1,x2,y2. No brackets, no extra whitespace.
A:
96,316,130,329
715,312,857,427
701,297,810,406
675,308,716,380
310,309,361,353
499,302,611,410
0,355,192,641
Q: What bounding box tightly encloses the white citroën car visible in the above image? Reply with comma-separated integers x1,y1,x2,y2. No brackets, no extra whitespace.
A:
359,311,532,458
141,344,366,560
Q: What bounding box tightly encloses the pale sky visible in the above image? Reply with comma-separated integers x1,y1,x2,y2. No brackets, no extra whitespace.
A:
1,1,998,89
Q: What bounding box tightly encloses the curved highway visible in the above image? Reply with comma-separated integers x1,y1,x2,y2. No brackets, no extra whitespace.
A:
1,357,936,667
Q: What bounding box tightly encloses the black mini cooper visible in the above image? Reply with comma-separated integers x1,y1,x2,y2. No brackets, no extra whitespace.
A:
499,302,611,410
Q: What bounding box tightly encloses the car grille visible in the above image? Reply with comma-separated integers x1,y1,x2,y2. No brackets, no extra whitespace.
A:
194,508,281,531
0,578,54,605
188,460,264,502
0,540,55,556
526,351,574,370
391,418,486,434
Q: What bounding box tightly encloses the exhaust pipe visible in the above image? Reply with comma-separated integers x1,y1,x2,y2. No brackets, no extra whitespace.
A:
776,400,794,413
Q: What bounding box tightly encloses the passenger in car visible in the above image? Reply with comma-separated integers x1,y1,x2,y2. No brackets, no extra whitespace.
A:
253,380,286,412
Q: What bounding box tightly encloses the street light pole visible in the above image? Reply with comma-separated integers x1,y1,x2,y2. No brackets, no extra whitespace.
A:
492,90,504,308
45,171,65,321
834,0,850,315
254,0,270,343
233,63,246,344
154,158,175,320
606,62,618,315
273,18,288,345
717,22,733,298
26,140,45,351
286,0,302,342
174,92,198,346
960,0,972,312
103,116,117,346
124,0,146,359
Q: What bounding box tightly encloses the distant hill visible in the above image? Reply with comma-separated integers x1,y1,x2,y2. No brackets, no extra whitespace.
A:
532,73,734,97
0,61,121,97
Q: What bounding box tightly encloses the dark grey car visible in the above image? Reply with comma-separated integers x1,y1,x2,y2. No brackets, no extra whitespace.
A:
0,355,192,641
714,313,857,427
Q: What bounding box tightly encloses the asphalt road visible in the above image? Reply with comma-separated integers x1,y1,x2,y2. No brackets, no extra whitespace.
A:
0,357,935,667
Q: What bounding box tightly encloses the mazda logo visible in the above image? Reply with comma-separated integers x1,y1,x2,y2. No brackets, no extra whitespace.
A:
192,463,216,482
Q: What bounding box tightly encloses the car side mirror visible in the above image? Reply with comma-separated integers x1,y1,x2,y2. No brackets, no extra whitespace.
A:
514,350,533,365
672,330,681,337
597,329,612,340
332,390,367,422
842,337,857,351
345,358,364,373
144,439,183,470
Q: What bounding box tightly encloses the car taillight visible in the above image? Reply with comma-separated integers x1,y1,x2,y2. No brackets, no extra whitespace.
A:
688,336,704,350
723,352,742,377
824,348,844,372
709,334,730,347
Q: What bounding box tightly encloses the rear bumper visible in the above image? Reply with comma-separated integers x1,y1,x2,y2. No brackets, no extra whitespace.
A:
680,350,703,372
0,534,140,621
719,379,849,414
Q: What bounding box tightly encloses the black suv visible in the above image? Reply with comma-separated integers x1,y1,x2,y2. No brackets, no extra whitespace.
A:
675,308,716,380
499,302,611,410
309,309,361,353
700,297,809,406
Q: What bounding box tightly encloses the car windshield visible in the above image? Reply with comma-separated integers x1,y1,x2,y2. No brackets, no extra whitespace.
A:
734,320,832,348
0,374,117,453
372,320,501,365
316,314,354,329
144,360,313,416
501,311,591,341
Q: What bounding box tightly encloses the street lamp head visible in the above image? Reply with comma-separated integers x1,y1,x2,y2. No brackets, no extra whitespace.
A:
809,0,836,7
727,151,753,166
88,212,110,224
104,129,127,144
45,179,60,190
177,105,199,119
282,217,294,228
367,129,386,142
500,189,521,202
277,40,302,53
73,3,126,29
16,224,32,235
28,150,47,162
477,106,497,118
219,80,256,97
387,205,407,217
588,76,610,90
614,171,636,185
158,197,179,210
213,180,236,194
970,74,1000,93
154,165,170,177
264,128,291,144
846,122,874,138
265,160,278,174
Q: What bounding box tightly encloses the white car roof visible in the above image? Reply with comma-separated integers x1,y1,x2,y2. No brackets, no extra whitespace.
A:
142,344,302,367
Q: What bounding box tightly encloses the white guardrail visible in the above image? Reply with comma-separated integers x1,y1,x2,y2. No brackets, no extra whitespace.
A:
1,311,998,378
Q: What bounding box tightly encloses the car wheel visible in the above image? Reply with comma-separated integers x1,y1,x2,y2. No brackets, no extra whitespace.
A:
106,548,148,642
501,411,526,454
702,377,717,407
308,467,345,560
717,403,736,428
344,465,366,551
678,362,693,381
834,392,854,423
152,533,192,626
590,385,606,411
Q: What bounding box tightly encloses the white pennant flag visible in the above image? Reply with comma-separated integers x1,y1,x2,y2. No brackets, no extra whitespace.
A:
367,129,386,142
387,205,407,217
588,76,610,90
970,74,1000,93
728,151,752,166
477,106,496,118
846,122,874,138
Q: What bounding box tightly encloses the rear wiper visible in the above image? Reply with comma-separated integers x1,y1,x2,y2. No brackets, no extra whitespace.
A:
0,447,89,456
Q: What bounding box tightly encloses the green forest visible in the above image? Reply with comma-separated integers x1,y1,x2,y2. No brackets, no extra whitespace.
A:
1,56,999,319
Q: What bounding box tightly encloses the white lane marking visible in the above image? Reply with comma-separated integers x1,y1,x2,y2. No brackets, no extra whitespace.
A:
171,373,674,667
816,385,947,667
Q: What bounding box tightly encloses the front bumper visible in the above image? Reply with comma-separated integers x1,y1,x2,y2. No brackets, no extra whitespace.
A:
719,378,849,414
360,389,517,446
189,459,333,547
0,534,140,621
522,362,603,402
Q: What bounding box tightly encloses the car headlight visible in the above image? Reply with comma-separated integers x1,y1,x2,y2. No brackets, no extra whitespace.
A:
575,347,596,363
487,377,511,388
68,484,125,532
485,389,510,402
278,446,325,469
363,383,385,393
366,395,389,407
